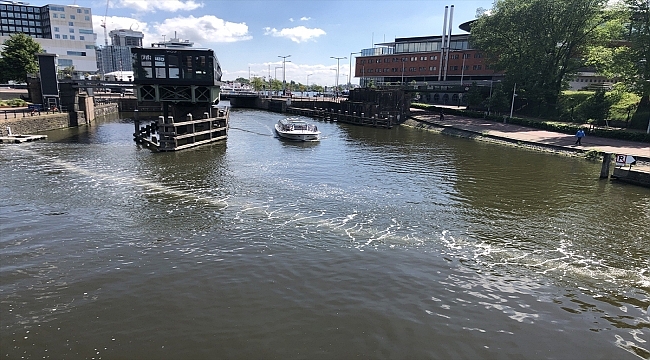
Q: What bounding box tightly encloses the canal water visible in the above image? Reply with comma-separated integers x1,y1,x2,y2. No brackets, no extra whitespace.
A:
1,107,649,359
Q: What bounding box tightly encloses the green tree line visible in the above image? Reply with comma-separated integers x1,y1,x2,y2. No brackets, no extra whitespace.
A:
470,0,649,128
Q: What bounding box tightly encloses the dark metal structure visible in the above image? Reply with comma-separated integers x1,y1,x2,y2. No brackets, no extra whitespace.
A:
130,47,228,151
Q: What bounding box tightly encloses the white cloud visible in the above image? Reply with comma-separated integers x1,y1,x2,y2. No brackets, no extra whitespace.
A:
289,18,294,22
300,17,311,21
92,14,250,48
112,0,203,12
93,15,149,46
263,26,326,43
154,15,252,43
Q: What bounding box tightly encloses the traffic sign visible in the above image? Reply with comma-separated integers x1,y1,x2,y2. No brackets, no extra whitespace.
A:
615,154,636,167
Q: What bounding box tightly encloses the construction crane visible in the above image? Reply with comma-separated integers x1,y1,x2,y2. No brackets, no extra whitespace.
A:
100,0,109,46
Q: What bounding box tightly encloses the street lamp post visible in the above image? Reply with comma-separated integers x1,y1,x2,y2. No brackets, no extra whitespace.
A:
278,55,291,95
349,52,361,90
331,56,346,98
460,54,467,86
509,82,517,121
274,66,282,95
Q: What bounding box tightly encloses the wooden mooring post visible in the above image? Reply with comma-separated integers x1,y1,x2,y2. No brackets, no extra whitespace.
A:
600,153,612,179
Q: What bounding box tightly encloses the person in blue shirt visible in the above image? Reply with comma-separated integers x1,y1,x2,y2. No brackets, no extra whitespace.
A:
575,128,585,145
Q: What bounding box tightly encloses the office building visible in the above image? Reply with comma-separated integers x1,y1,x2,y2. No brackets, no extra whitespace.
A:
96,28,144,75
0,0,97,76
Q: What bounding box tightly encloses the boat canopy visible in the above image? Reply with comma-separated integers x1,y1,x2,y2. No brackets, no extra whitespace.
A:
278,118,318,132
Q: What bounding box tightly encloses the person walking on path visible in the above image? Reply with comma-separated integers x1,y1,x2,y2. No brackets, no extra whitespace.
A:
575,128,585,145
439,109,445,121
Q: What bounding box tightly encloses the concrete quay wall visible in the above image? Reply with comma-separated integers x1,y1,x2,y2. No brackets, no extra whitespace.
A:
612,168,650,188
1,112,70,135
0,103,119,135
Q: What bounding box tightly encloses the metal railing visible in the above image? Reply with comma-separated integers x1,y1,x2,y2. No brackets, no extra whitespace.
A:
2,108,63,119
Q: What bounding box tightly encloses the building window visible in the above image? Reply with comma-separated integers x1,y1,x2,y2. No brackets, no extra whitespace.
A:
474,53,482,58
62,34,67,39
68,22,73,26
58,59,73,67
54,26,59,32
70,15,75,19
70,35,75,40
52,13,57,18
77,8,82,13
66,51,86,56
54,34,60,39
84,9,89,14
85,16,89,21
473,65,482,70
60,14,65,18
69,28,74,33
79,35,84,40
429,66,437,71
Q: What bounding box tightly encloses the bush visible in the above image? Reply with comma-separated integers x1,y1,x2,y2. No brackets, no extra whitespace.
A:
584,150,600,161
0,98,27,107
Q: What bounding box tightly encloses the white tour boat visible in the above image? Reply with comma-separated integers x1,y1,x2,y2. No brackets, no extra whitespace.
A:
275,117,321,141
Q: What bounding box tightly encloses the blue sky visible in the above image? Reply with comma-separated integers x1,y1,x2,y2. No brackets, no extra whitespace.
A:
33,0,494,85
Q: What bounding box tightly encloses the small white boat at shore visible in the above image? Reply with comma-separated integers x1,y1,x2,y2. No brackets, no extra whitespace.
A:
275,117,321,142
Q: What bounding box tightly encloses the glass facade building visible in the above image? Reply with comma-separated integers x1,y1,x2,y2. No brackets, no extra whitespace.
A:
0,2,50,38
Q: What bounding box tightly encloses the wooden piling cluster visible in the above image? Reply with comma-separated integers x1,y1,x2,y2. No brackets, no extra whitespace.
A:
134,107,229,151
286,106,395,128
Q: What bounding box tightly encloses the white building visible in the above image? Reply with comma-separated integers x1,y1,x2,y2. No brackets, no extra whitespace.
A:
0,1,97,76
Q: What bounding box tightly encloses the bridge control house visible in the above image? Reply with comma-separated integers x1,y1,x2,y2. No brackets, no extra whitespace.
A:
130,46,228,151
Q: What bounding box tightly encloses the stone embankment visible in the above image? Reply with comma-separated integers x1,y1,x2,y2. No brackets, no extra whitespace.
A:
407,109,650,161
0,103,118,135
1,111,69,135
407,108,650,187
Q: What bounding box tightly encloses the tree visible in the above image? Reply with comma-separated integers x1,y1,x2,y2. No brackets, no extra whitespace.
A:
584,89,611,126
486,83,510,114
471,0,611,112
250,76,264,91
465,82,484,109
235,77,250,85
58,65,74,79
0,33,44,83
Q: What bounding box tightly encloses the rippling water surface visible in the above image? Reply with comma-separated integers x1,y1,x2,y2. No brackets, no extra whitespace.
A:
1,108,649,359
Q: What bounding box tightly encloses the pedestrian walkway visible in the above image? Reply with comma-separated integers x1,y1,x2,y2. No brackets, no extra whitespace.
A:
410,108,650,162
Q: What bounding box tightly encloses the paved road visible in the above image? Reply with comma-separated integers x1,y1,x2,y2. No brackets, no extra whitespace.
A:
410,108,650,162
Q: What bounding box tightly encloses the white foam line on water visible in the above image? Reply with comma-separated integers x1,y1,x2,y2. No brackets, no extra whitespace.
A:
439,230,650,288
10,147,230,208
10,146,407,245
9,148,649,289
